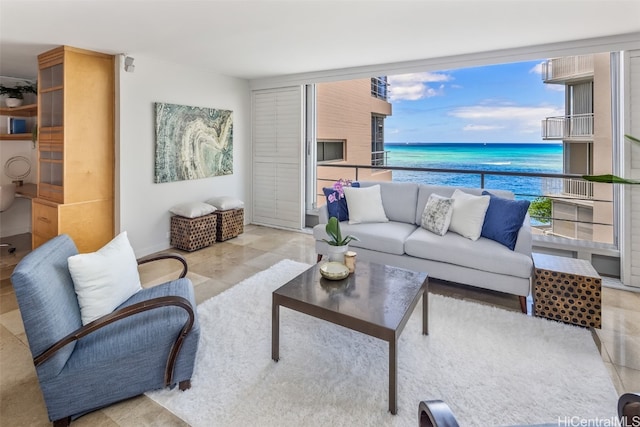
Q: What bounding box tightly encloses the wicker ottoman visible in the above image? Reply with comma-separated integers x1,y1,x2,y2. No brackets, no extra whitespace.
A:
170,214,217,251
532,253,601,328
214,208,244,241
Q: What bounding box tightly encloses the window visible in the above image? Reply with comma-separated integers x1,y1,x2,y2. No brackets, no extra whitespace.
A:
371,115,385,166
317,140,344,162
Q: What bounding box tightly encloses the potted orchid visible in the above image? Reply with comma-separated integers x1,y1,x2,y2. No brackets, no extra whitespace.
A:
322,216,359,263
321,178,359,262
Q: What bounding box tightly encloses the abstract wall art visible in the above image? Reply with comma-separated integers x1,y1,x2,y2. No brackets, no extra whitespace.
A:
154,102,233,183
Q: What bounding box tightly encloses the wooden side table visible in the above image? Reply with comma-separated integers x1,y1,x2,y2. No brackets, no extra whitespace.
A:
532,253,602,328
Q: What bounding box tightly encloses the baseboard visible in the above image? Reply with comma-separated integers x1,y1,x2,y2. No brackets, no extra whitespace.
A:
0,226,30,239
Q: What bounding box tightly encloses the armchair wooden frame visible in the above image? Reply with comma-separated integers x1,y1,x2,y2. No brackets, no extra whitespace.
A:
418,400,460,427
30,253,195,427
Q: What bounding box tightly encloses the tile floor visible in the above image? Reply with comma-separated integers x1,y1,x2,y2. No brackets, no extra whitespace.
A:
0,225,638,426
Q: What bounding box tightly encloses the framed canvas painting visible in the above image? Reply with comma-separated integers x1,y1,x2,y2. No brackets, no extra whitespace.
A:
155,102,233,183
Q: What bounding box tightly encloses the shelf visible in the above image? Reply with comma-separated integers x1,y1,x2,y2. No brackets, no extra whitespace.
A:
0,104,37,117
15,183,37,199
0,133,32,141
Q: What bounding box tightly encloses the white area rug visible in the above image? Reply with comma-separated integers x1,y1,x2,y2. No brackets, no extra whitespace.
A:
147,259,618,426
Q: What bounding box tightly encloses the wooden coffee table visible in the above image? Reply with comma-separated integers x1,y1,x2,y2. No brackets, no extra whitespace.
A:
272,261,428,414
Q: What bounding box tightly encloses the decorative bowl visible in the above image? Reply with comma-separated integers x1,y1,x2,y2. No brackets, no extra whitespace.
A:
319,262,349,281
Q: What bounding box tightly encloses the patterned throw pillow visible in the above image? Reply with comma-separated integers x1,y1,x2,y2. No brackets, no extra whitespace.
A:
421,194,454,236
323,180,359,221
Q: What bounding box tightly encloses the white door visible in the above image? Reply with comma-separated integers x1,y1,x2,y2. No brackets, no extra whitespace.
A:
252,87,305,229
623,50,640,287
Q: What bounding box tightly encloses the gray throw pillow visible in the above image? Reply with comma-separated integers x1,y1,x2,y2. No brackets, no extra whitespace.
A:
421,194,454,236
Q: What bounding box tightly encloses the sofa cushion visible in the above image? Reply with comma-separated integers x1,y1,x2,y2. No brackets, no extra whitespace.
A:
358,181,419,224
404,227,533,278
314,221,417,256
481,191,531,250
344,185,389,224
420,194,454,236
170,202,216,218
415,185,513,225
448,189,490,241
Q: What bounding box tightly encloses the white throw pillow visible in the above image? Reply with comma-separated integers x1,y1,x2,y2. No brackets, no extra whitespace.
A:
205,196,244,210
448,189,490,240
68,231,142,325
421,194,454,236
170,202,216,218
344,185,389,224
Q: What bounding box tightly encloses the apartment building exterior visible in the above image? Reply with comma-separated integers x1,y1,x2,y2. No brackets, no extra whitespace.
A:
541,53,614,244
315,77,392,207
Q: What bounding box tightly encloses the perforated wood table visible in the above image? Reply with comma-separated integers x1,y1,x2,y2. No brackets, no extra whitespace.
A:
272,261,428,415
532,253,601,328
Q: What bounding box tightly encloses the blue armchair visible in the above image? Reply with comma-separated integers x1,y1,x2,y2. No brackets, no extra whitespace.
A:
10,234,200,426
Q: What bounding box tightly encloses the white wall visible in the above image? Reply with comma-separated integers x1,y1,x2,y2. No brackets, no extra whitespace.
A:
0,78,37,238
117,55,251,257
0,139,36,237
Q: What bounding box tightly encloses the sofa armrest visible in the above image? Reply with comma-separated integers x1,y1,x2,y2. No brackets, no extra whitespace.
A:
513,213,533,257
318,204,329,224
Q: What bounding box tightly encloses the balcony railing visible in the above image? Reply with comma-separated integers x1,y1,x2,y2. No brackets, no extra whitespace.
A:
542,177,594,199
317,163,615,248
371,150,389,166
541,55,594,83
541,113,594,140
371,77,389,101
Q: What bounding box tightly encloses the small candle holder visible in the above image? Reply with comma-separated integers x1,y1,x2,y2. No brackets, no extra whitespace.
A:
344,251,357,273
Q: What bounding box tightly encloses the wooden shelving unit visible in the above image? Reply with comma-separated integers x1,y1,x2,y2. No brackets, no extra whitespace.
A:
0,103,37,140
32,46,115,253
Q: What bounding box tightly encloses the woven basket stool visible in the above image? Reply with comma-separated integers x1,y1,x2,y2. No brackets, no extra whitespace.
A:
170,214,217,251
214,208,244,241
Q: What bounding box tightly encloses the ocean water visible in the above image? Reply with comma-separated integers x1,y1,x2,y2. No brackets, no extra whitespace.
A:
385,143,563,199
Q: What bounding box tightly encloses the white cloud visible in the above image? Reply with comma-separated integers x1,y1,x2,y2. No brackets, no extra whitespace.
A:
545,84,565,92
451,103,565,135
463,124,504,131
388,72,452,102
450,105,563,120
529,62,545,75
389,83,445,101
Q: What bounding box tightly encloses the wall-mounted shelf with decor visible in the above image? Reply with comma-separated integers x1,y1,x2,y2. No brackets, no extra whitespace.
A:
0,103,37,140
0,133,31,141
0,103,38,117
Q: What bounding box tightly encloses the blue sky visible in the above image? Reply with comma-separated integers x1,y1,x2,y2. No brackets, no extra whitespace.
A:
385,60,565,143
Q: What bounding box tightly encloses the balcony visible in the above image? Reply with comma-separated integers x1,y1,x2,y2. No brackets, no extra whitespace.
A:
371,77,389,101
541,113,593,141
371,150,389,167
542,177,594,199
316,163,615,250
541,55,594,84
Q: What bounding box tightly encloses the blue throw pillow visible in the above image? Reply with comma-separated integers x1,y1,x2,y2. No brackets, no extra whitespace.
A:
481,191,530,250
323,182,359,221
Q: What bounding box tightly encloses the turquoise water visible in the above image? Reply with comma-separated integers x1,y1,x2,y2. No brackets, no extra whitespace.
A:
385,143,563,199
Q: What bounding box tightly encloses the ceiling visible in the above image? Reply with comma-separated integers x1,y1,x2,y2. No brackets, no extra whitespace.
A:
1,0,640,82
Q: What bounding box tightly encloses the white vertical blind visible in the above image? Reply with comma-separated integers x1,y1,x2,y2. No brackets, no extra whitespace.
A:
252,87,304,229
626,50,640,286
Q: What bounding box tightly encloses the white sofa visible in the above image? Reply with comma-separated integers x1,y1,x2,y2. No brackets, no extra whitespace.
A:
313,181,534,312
